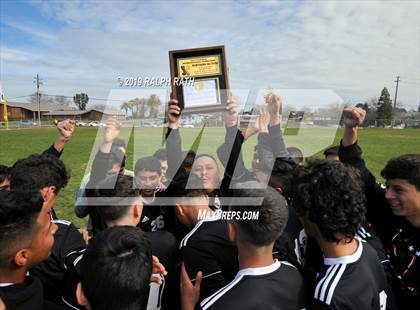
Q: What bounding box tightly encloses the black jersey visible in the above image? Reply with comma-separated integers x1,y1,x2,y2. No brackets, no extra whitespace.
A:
312,241,390,310
180,217,238,301
199,260,307,310
145,230,181,310
139,189,176,233
30,219,86,305
61,228,178,310
273,206,307,267
339,141,420,308
0,276,62,310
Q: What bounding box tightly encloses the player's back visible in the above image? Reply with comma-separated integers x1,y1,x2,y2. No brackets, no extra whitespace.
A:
200,260,307,310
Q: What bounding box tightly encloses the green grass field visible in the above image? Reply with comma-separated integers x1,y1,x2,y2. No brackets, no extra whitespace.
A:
1,127,419,227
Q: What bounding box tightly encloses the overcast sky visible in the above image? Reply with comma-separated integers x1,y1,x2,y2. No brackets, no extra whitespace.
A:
1,0,419,110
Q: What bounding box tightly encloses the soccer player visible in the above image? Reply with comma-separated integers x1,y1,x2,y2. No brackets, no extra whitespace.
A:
84,174,177,310
134,156,174,232
293,159,392,309
181,182,307,310
10,154,87,305
76,226,152,310
339,107,419,308
0,190,58,309
170,172,239,301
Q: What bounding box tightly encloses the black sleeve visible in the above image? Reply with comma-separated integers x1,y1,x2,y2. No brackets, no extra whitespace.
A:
257,132,275,165
60,223,86,266
338,140,376,186
42,145,62,158
182,245,228,301
87,150,111,186
268,124,289,158
311,299,335,310
165,127,183,182
218,127,255,197
338,140,394,238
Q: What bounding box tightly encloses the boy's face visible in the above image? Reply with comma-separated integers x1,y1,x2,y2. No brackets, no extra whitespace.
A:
136,170,160,196
385,179,420,220
28,206,58,267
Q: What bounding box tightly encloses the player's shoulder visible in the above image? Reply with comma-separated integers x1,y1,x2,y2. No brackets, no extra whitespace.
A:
180,219,229,249
200,261,305,310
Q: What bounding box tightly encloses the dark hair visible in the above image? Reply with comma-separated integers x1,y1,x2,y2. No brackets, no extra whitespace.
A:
230,182,288,246
153,149,167,161
167,171,207,199
286,147,304,165
92,175,140,228
381,154,420,190
0,190,44,269
10,154,69,193
323,146,339,157
0,165,11,184
80,226,152,310
134,156,161,175
268,159,297,199
292,159,366,243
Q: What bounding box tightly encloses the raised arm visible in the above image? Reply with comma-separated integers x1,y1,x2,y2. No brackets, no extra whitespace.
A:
165,99,183,182
218,95,256,194
43,119,76,157
266,93,289,158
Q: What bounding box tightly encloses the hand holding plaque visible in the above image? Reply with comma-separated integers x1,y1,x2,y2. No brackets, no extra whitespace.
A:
169,46,230,114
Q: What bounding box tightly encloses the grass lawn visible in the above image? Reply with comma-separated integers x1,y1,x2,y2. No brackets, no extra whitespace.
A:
1,126,419,228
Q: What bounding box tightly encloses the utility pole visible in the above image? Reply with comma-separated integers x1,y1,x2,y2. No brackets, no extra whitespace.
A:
33,73,43,126
394,75,400,109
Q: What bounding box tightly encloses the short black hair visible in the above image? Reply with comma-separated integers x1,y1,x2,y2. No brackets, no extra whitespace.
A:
286,147,304,165
92,175,140,227
10,154,69,193
323,146,339,157
292,159,366,243
80,226,152,310
153,148,167,161
134,156,161,175
167,171,207,199
381,154,420,190
268,159,297,199
0,164,11,184
230,182,289,246
0,190,44,269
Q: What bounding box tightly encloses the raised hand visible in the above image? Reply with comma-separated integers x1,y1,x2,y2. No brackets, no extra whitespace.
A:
57,119,76,141
258,106,270,133
342,107,366,128
168,99,181,129
265,92,281,125
225,93,240,127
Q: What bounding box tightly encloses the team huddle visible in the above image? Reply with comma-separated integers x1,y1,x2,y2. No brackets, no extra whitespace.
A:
0,93,419,310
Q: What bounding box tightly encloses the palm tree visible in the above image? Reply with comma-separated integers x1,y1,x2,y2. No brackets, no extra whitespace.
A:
73,93,89,110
